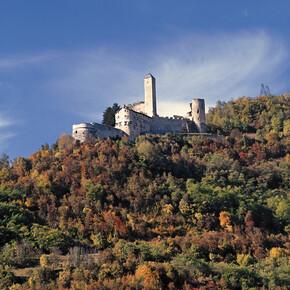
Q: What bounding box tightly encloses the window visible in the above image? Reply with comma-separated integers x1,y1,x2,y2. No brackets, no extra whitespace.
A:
197,109,199,113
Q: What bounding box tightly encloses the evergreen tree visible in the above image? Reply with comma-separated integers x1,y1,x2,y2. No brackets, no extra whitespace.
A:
102,103,120,126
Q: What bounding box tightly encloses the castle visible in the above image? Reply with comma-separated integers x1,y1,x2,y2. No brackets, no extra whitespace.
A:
72,74,206,142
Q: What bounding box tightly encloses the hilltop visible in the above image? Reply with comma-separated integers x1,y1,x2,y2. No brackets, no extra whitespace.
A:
0,94,289,289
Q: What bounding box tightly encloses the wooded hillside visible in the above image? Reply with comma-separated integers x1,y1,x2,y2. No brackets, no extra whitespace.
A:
0,94,289,289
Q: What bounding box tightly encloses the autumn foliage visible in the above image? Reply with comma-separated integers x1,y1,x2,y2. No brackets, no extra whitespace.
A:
0,94,289,289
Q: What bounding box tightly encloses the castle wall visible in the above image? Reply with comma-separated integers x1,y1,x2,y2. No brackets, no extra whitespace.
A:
92,123,125,139
73,122,125,142
127,101,145,114
72,123,95,142
150,116,191,135
191,98,206,133
115,107,151,140
72,75,207,142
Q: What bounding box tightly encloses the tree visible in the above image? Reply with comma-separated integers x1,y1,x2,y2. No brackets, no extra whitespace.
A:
0,154,9,169
102,103,120,126
57,133,75,151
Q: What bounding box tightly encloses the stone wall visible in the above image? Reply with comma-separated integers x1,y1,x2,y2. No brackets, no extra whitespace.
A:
144,74,157,117
115,107,151,140
72,123,95,142
72,75,206,142
127,101,145,114
73,122,125,142
191,98,206,133
150,116,191,135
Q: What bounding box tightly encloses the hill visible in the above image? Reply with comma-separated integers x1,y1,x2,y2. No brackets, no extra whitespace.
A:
0,94,289,289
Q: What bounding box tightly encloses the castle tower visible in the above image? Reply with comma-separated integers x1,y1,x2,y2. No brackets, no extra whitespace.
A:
144,73,157,117
191,98,206,133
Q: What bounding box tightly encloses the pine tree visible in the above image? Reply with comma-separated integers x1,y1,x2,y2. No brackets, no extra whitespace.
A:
102,103,120,126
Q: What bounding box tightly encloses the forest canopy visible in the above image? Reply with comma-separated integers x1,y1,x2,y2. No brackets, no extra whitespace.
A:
0,94,289,289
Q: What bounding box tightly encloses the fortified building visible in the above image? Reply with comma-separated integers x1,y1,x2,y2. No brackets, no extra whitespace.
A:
72,74,206,142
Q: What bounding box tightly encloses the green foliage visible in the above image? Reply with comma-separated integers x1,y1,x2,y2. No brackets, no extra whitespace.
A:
83,179,105,203
218,264,262,289
0,240,37,267
171,254,211,280
0,187,25,203
0,94,289,288
0,265,16,290
102,103,120,126
28,224,71,253
0,154,9,169
256,257,290,288
0,203,31,227
206,94,289,137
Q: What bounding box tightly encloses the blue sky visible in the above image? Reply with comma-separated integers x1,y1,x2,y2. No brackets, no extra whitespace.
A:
0,0,289,158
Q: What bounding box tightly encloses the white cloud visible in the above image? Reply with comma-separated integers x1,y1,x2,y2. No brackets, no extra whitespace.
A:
0,113,15,153
0,132,16,152
152,31,288,109
49,30,288,119
0,52,58,69
0,115,12,128
1,30,288,122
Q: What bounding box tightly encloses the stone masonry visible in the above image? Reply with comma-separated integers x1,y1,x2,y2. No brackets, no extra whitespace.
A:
72,74,206,142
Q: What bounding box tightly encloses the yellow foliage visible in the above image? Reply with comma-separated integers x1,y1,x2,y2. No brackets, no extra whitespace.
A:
286,153,290,166
194,212,203,220
31,169,39,179
219,211,231,228
270,247,287,258
237,253,253,266
55,152,62,159
0,167,10,182
135,264,153,280
25,197,34,208
135,264,160,288
162,204,173,215
36,173,51,189
127,214,135,231
41,150,49,157
179,199,191,215
40,254,49,267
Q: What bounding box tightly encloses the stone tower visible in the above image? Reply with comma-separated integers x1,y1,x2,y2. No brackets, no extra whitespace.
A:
144,73,157,117
191,98,206,133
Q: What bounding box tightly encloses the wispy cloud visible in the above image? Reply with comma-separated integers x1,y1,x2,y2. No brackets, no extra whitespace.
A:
48,30,288,118
0,115,12,128
0,30,288,123
153,31,288,111
0,30,288,157
0,112,15,153
0,52,58,69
